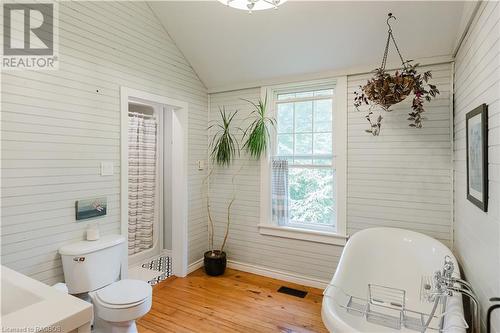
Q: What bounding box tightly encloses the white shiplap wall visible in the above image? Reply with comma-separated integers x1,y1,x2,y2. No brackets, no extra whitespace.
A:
1,2,208,285
348,63,454,248
209,89,343,282
209,65,453,282
453,2,500,331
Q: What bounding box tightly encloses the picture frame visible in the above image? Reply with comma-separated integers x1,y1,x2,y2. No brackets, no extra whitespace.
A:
76,197,107,220
466,104,488,212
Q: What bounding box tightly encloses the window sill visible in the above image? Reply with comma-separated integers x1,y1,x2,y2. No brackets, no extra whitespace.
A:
258,224,347,246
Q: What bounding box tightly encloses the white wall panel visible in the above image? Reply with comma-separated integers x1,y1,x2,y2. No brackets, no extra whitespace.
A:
348,63,453,248
209,65,453,282
208,88,342,282
453,2,500,331
1,2,208,285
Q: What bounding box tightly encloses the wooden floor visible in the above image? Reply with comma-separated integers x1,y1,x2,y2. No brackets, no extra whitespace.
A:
137,268,328,333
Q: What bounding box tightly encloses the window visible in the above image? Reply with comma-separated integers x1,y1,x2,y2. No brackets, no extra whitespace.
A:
259,79,347,245
273,88,335,230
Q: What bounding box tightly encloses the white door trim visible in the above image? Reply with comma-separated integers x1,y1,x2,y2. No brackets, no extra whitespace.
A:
120,87,189,277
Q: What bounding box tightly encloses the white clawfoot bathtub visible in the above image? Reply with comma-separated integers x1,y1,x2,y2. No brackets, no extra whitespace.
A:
322,228,466,333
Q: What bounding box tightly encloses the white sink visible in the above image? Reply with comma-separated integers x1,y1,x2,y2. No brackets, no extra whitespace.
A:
1,279,43,316
1,265,93,333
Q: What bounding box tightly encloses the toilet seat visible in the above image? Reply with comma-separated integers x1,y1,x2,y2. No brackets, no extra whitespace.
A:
91,279,152,324
96,279,151,309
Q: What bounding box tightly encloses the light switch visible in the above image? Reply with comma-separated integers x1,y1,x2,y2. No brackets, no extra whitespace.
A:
197,160,205,170
100,162,114,176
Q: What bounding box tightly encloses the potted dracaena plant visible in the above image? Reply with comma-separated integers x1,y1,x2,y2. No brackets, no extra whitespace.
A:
203,97,275,276
204,107,239,276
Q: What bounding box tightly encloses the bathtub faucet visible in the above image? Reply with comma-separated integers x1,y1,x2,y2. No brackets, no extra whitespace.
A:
430,256,455,296
442,255,454,279
429,256,481,333
432,271,451,296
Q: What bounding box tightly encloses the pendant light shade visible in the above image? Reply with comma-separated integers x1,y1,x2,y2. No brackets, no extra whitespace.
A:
217,0,288,12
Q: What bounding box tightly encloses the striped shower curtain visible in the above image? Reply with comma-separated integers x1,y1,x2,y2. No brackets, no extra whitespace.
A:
128,116,157,255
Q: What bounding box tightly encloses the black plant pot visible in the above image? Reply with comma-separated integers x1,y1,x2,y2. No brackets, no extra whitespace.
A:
204,250,226,276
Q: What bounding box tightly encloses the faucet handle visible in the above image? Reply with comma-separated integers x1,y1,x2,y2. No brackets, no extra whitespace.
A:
421,273,446,302
442,255,454,278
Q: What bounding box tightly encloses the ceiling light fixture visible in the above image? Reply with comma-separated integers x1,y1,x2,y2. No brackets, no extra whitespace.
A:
217,0,288,13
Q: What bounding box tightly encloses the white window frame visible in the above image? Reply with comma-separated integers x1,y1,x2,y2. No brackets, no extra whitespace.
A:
258,77,347,246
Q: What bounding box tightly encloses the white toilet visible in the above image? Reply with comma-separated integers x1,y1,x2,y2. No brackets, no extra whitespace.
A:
59,235,152,333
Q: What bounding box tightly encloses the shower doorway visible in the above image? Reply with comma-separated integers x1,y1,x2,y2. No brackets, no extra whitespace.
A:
120,87,188,278
127,100,168,266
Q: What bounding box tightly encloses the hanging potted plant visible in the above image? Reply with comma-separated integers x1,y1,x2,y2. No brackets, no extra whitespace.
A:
354,13,440,136
203,97,275,276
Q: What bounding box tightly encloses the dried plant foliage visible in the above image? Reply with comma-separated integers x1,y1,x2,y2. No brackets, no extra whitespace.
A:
354,63,440,136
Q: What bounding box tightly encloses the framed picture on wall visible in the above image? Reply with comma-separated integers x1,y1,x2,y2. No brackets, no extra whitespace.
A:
76,197,107,220
466,104,488,212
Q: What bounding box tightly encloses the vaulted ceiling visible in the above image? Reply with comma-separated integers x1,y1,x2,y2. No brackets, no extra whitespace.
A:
150,1,468,92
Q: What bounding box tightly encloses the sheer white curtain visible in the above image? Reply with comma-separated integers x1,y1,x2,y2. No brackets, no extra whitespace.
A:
128,115,157,255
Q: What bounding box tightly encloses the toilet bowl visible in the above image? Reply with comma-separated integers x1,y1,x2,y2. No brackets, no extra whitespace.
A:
90,279,152,333
58,235,153,333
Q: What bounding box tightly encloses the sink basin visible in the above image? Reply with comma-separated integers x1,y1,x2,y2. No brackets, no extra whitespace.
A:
1,279,43,316
1,265,93,332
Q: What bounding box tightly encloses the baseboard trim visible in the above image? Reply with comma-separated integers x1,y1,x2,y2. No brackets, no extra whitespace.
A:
227,260,329,289
186,257,329,289
187,258,204,274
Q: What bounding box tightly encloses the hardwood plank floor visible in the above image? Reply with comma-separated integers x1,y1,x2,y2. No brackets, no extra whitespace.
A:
137,268,328,333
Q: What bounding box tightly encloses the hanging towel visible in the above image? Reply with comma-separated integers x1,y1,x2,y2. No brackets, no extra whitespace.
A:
272,159,289,226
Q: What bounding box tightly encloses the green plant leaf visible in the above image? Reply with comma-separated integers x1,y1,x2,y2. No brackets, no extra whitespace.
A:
241,94,276,160
208,107,240,167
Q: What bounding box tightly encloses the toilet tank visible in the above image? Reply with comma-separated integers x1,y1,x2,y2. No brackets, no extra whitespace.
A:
59,235,126,294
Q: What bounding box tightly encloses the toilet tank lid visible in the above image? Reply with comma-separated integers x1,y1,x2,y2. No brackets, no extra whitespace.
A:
59,235,125,256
